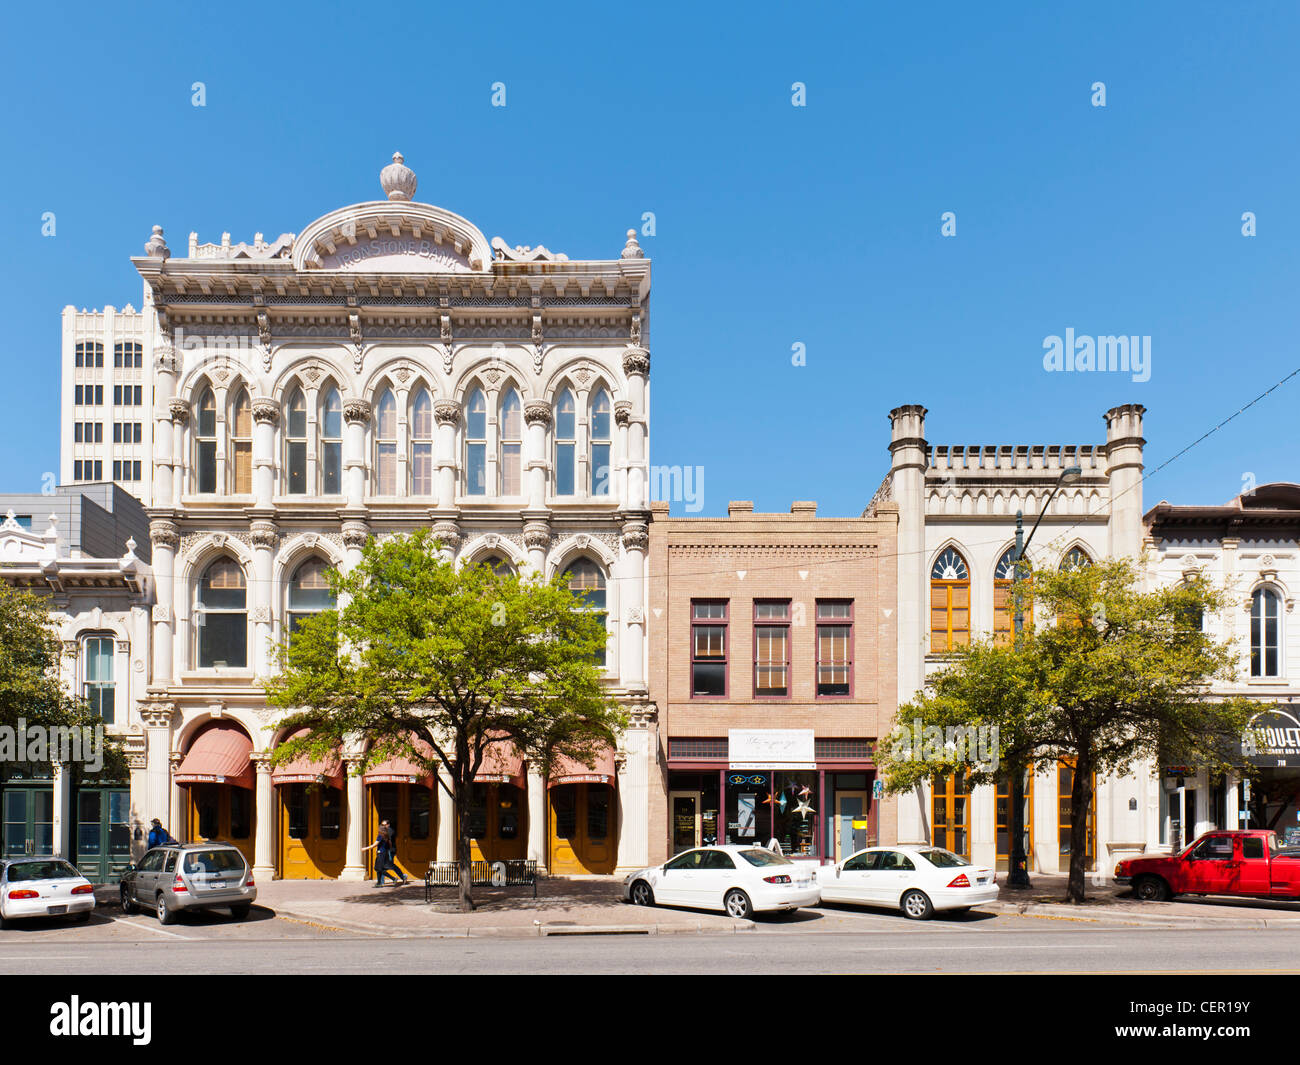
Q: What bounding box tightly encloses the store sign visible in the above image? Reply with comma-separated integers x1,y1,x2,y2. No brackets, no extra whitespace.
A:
1241,704,1300,767
728,729,815,770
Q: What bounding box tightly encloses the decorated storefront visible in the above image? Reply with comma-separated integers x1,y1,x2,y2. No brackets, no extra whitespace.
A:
364,736,437,879
273,729,345,879
548,747,617,875
174,722,256,867
466,741,527,863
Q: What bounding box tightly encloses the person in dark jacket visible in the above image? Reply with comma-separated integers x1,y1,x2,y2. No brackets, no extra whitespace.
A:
363,821,409,886
147,818,176,849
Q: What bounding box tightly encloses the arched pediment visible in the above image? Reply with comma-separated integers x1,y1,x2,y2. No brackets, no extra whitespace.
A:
294,202,493,274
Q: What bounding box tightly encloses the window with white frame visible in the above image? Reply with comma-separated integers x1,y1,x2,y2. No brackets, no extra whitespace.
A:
410,388,434,496
286,387,307,494
590,389,611,496
196,558,247,669
287,558,335,635
196,387,217,493
465,388,487,495
499,389,522,495
1251,587,1281,678
374,390,398,495
83,636,115,724
564,559,607,667
321,387,342,494
555,389,576,496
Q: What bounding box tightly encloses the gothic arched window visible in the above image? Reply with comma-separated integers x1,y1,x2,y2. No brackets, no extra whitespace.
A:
930,548,970,652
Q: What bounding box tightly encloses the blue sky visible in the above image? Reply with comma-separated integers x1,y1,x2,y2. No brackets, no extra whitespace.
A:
3,1,1297,516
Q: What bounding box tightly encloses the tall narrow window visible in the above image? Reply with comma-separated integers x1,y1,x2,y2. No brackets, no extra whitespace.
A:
287,558,335,635
286,387,307,494
231,390,253,494
931,775,970,858
754,601,790,697
555,389,576,496
83,636,115,725
499,389,522,495
410,389,433,496
930,548,970,652
691,600,727,697
1251,587,1281,678
816,600,853,696
375,390,397,495
565,559,607,667
465,388,487,495
321,387,342,494
196,387,217,493
994,548,1032,646
590,389,611,496
197,558,247,669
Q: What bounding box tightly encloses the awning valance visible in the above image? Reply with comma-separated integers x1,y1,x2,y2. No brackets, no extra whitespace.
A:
272,728,344,789
174,724,254,790
548,746,617,788
365,735,436,788
475,737,524,788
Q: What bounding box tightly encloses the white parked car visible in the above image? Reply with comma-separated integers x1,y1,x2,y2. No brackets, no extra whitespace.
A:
814,845,998,919
0,858,96,928
623,845,821,918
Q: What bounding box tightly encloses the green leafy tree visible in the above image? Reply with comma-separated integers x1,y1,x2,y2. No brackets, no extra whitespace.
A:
264,530,623,910
879,557,1260,902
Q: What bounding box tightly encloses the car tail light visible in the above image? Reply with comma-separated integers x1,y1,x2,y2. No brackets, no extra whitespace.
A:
763,875,792,884
245,874,255,887
7,890,38,900
947,874,971,888
71,884,95,895
172,874,187,893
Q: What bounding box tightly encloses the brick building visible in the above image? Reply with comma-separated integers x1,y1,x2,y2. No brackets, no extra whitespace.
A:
646,499,899,866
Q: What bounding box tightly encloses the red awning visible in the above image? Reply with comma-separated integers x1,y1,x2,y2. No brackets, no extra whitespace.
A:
174,724,254,790
364,736,436,788
548,746,617,788
271,728,345,789
474,738,525,788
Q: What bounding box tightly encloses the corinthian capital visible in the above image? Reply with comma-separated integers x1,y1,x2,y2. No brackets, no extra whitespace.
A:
524,401,553,427
614,400,633,427
621,522,649,553
434,401,462,426
149,520,180,550
168,399,190,424
343,399,372,425
252,398,279,425
622,346,650,378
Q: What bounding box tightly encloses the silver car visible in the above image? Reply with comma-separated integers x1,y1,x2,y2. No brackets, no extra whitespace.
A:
119,843,256,924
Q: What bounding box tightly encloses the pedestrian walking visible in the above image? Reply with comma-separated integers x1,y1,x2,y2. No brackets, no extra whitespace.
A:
363,820,409,886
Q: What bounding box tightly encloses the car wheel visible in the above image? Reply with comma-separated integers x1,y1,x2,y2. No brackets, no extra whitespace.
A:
1134,875,1170,902
120,884,136,915
901,889,934,920
230,903,251,920
630,880,655,907
723,889,753,919
156,895,175,925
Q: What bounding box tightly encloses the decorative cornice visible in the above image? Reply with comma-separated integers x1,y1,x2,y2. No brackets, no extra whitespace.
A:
141,705,175,730
524,401,553,427
622,346,650,377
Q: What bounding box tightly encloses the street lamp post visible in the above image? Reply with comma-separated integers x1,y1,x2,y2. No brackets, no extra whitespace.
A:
1006,464,1081,889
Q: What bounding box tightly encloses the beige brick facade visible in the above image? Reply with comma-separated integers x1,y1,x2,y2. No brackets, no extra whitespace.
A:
647,500,899,864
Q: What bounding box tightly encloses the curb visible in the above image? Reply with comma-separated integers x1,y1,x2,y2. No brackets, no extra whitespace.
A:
269,906,754,938
988,899,1300,929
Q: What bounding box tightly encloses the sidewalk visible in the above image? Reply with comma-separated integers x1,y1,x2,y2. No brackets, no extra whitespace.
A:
988,873,1300,928
253,876,755,937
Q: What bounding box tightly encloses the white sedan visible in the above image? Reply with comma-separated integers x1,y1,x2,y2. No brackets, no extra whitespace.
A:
0,858,96,928
814,845,998,919
623,845,821,918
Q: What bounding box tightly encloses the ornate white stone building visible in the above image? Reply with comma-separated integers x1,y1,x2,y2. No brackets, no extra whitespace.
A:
128,152,653,880
871,403,1151,872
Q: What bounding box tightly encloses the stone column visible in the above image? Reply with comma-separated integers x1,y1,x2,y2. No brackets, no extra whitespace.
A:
527,768,547,871
621,347,650,511
250,521,277,679
149,520,178,683
342,399,371,510
516,523,546,581
434,401,461,510
614,401,633,508
251,399,278,507
169,752,185,840
154,329,179,505
251,754,276,882
616,707,655,873
524,401,551,512
52,761,72,859
141,705,175,832
435,769,456,862
619,517,649,691
341,759,367,881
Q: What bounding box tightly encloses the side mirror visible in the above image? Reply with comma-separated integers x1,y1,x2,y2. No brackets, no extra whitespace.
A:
835,865,842,877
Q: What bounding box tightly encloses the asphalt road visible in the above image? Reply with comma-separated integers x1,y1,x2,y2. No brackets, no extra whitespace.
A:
3,911,1299,974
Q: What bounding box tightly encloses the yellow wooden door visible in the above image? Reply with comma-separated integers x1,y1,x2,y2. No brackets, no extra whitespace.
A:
279,784,345,879
466,783,527,863
187,785,255,869
368,784,435,878
550,784,616,875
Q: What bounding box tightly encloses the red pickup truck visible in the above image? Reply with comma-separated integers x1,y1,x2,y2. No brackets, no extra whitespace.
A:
1115,830,1300,901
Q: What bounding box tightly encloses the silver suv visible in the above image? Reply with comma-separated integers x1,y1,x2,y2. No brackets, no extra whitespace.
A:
120,843,256,924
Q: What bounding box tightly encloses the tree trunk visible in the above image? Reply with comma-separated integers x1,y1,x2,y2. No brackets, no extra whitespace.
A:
454,776,475,912
1066,757,1093,903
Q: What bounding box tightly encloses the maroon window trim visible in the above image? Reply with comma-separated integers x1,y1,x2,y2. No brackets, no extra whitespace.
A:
690,599,728,699
815,599,854,699
753,599,791,699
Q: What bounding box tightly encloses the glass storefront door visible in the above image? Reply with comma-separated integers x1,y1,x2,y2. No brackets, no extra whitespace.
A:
671,791,701,854
74,787,132,884
2,786,53,858
932,775,970,858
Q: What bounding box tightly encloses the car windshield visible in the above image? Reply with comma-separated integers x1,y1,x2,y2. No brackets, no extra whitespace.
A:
738,849,794,867
183,849,246,874
918,848,969,868
7,860,81,882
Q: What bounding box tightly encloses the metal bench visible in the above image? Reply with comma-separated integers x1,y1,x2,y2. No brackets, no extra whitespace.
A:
424,859,539,902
